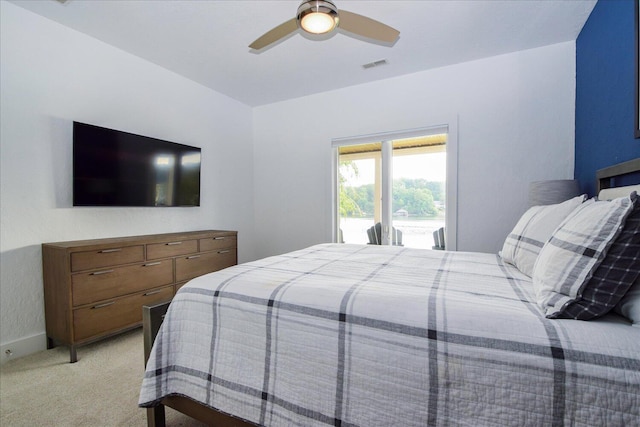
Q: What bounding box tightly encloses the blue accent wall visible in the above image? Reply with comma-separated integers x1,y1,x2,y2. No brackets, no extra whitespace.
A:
575,0,640,196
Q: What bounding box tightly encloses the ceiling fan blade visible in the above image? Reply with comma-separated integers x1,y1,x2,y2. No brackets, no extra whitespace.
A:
338,10,399,44
249,18,298,50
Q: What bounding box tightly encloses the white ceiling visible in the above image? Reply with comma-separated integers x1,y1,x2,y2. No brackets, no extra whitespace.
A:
10,0,596,107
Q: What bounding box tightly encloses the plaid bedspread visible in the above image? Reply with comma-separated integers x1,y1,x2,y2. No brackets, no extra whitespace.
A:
139,244,640,426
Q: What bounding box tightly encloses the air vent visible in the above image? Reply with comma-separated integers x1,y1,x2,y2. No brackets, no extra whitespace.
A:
362,59,388,70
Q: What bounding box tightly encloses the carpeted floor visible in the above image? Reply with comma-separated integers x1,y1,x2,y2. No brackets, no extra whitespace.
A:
0,328,205,426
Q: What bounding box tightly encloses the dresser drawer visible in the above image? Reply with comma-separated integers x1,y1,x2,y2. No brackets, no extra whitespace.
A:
72,259,174,306
175,249,237,282
71,245,144,272
199,235,237,252
147,239,198,260
73,285,173,341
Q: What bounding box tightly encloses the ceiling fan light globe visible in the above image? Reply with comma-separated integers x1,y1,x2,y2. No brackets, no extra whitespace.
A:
301,13,337,34
297,0,339,35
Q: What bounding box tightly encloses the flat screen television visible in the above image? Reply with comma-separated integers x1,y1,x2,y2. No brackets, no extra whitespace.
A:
73,122,201,207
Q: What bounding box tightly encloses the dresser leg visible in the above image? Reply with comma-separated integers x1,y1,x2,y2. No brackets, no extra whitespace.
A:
69,345,77,363
46,336,55,350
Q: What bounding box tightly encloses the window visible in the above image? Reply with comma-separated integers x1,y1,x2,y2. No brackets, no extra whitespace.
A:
332,125,457,250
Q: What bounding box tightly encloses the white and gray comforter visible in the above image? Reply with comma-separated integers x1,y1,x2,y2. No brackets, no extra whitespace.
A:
139,244,640,426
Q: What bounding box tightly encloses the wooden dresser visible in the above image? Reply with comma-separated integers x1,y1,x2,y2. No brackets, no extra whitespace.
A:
42,230,237,362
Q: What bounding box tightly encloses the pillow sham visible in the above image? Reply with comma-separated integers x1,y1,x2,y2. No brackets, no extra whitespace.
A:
549,193,640,319
533,194,636,318
500,195,585,277
615,275,640,326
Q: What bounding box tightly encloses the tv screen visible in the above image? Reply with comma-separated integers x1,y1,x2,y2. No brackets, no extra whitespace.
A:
73,122,201,207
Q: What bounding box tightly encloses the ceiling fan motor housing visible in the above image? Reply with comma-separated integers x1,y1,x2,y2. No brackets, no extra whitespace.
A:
297,0,340,34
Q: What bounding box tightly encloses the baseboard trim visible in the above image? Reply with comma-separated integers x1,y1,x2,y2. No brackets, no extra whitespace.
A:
1,333,47,365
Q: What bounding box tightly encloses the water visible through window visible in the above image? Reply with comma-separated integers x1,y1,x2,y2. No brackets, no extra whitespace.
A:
337,134,446,249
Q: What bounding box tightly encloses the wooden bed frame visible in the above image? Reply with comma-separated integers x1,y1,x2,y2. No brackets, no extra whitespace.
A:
143,158,640,427
596,157,640,193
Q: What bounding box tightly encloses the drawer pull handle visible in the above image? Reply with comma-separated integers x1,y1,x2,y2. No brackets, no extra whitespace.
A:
218,250,230,254
99,248,122,253
213,237,226,240
143,290,162,296
143,262,161,267
186,255,201,259
92,301,115,309
91,269,114,276
166,242,183,246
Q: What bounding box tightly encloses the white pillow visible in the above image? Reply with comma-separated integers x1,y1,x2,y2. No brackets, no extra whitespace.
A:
533,196,635,318
615,276,640,326
500,195,585,277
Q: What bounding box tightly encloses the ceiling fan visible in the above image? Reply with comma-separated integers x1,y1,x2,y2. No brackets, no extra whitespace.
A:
249,0,400,51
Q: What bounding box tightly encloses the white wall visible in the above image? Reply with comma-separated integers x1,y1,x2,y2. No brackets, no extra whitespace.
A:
252,41,576,260
0,2,255,361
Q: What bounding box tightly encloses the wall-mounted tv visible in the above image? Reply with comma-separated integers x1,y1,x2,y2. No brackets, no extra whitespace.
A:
73,121,201,207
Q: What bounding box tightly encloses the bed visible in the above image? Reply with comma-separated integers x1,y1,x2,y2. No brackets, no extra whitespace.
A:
139,159,640,427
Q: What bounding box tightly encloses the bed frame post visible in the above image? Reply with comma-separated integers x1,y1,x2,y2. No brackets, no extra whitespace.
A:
143,301,172,427
146,407,166,427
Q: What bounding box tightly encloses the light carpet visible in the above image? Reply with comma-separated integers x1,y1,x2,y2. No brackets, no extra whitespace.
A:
0,328,205,426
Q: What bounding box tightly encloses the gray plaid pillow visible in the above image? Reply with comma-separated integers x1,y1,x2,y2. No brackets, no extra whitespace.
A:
552,193,640,320
533,194,635,318
500,195,585,277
